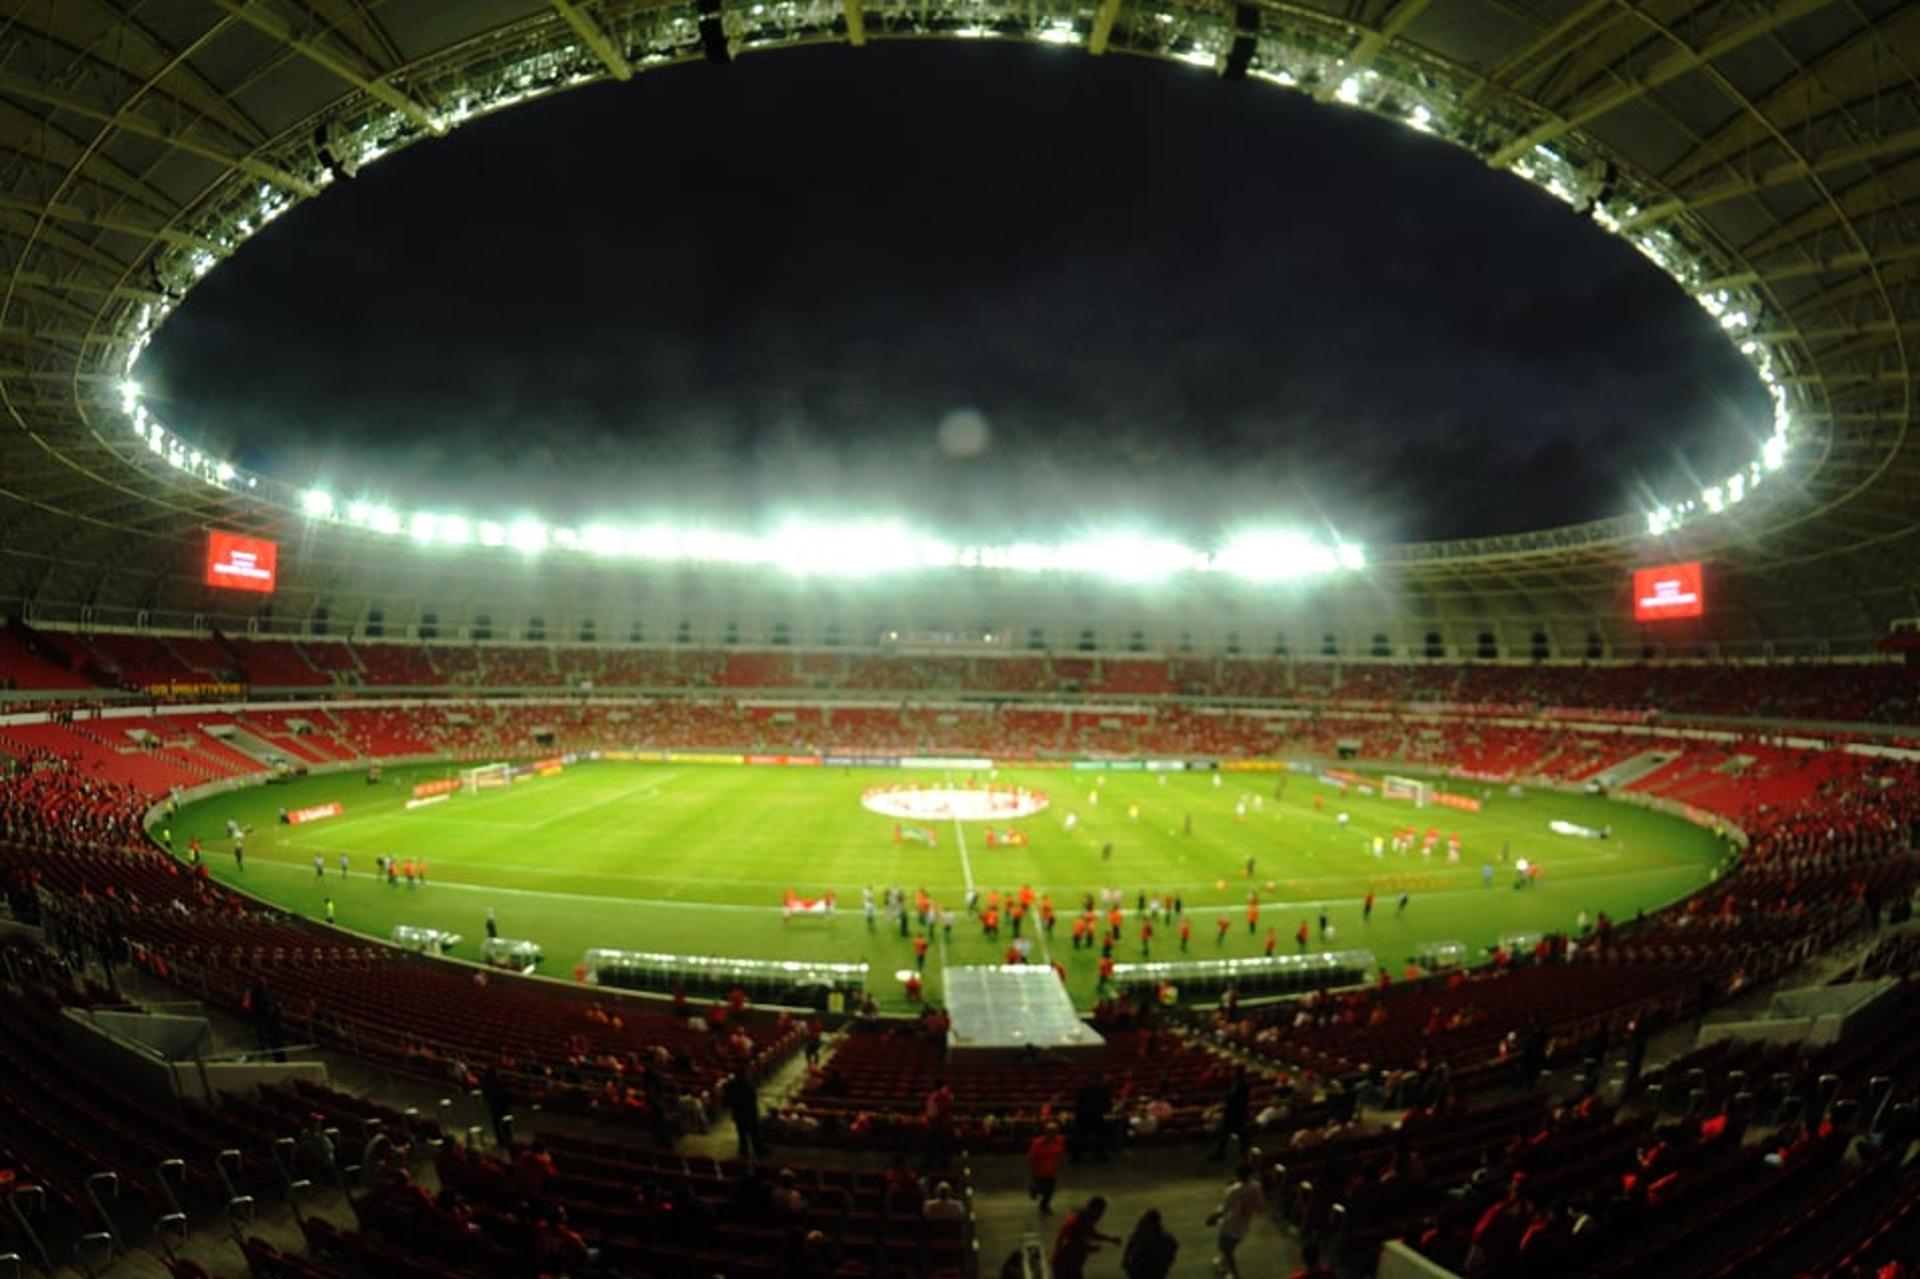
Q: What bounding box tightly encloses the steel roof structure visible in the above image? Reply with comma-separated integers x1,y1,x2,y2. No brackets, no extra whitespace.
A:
1,0,1915,655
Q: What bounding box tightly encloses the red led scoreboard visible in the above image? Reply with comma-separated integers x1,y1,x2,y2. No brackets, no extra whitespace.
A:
1633,561,1704,622
205,530,278,593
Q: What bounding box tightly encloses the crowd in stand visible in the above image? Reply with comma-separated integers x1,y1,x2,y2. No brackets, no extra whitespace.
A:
7,620,1920,725
2,653,1919,1276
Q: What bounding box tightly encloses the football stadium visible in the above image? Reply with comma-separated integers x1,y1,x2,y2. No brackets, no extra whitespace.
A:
2,4,1919,1279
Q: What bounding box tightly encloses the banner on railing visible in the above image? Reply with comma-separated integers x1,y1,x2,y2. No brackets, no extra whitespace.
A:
145,681,246,700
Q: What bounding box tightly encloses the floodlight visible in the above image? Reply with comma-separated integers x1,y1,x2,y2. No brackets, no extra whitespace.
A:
1335,76,1362,104
508,519,548,554
581,524,625,557
409,512,439,543
477,521,507,548
625,524,682,560
1213,531,1337,582
1059,534,1199,582
1702,485,1725,513
215,462,235,484
769,519,943,577
301,489,335,518
437,514,472,545
118,380,141,412
1761,434,1787,472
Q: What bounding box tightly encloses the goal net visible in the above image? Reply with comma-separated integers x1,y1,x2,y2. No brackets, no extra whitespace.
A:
1383,775,1431,807
461,762,512,794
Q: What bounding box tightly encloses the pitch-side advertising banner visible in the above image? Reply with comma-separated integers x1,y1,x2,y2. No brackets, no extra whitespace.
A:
899,756,993,770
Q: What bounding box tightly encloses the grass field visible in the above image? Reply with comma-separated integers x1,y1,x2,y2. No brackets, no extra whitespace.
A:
167,761,1730,1007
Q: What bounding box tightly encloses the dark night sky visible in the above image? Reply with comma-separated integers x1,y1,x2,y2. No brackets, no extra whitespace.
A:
141,43,1768,545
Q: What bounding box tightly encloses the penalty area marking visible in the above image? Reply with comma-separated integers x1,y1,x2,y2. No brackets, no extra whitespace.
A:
525,771,681,830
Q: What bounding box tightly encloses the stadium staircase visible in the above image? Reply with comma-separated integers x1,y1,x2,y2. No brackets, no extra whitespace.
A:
1582,747,1679,789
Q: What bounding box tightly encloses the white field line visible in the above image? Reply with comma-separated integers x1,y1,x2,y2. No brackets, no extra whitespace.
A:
524,771,681,829
950,816,976,894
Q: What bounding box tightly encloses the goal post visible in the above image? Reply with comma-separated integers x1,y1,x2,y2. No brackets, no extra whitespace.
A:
461,762,512,794
1382,775,1431,807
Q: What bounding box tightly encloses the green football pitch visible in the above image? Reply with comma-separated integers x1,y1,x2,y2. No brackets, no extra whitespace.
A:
166,761,1729,1008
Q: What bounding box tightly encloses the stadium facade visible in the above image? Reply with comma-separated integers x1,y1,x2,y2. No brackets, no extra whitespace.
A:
2,1,1917,659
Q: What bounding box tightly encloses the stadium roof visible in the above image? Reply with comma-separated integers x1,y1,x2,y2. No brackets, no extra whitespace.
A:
1,0,1916,647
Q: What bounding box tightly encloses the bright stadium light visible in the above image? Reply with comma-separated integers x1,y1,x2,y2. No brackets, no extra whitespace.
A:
1761,433,1788,472
408,512,439,544
1211,531,1340,582
581,523,625,557
301,489,335,518
436,514,472,545
508,518,548,554
477,520,507,548
766,519,963,577
625,524,683,560
1060,533,1201,582
118,380,141,413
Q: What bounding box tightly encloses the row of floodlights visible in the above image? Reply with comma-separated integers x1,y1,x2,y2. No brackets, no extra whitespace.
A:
118,40,1796,556
293,490,1369,583
118,382,1364,582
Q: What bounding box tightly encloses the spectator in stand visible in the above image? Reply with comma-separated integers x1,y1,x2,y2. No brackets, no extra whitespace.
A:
923,1075,957,1171
1027,1121,1068,1213
1070,1076,1113,1164
1121,1208,1179,1279
1207,1160,1266,1279
1051,1195,1121,1279
724,1069,767,1158
1212,1066,1251,1159
923,1181,967,1221
884,1153,925,1212
770,1168,808,1219
510,1141,558,1199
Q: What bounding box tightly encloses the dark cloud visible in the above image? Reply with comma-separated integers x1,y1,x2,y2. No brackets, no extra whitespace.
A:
141,43,1766,543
